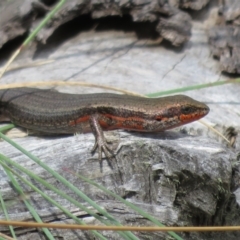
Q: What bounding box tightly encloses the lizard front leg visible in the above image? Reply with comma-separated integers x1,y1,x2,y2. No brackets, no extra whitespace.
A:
89,114,115,163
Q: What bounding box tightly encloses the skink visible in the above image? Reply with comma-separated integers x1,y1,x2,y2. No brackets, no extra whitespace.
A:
0,88,209,161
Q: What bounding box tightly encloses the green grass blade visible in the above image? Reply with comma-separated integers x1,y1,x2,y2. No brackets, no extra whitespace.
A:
0,187,16,239
23,0,66,47
0,153,136,240
69,170,183,240
0,124,180,239
0,124,15,132
0,126,138,239
3,166,55,240
146,78,240,97
0,156,108,240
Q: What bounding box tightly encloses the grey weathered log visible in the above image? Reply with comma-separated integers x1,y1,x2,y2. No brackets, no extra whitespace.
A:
0,0,47,48
219,0,240,24
208,25,240,73
208,0,240,73
0,0,239,239
179,0,210,10
0,0,192,47
0,130,236,239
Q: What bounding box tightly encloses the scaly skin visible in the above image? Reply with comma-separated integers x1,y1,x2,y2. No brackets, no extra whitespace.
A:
0,88,210,162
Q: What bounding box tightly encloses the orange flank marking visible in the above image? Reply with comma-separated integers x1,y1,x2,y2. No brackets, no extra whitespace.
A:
69,116,90,126
101,114,145,131
98,119,109,128
180,113,201,122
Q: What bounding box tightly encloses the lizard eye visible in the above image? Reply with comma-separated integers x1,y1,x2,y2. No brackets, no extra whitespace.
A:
181,106,192,114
